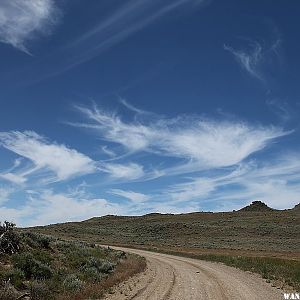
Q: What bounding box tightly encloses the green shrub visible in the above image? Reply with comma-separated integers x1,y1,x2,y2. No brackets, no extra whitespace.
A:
0,221,20,255
13,253,53,280
2,268,25,289
113,250,127,260
21,232,52,249
83,257,115,274
63,274,83,292
81,266,105,282
1,228,124,299
99,260,115,273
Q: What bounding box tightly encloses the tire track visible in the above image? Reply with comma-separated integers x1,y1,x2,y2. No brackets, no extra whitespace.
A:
129,258,157,300
162,255,230,300
162,270,176,300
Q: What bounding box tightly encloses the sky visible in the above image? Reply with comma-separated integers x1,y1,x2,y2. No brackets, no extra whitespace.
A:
0,0,300,227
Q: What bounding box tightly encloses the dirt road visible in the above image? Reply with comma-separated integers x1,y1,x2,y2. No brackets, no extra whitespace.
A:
104,246,283,300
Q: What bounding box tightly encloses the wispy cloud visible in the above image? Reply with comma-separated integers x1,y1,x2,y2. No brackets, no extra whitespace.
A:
0,186,13,205
0,189,124,227
0,0,60,54
99,162,145,180
25,190,122,226
224,38,281,82
224,41,264,81
101,146,116,158
0,173,27,185
0,131,95,183
266,99,292,123
61,0,207,70
109,189,150,203
162,153,300,210
68,102,298,213
73,103,289,174
166,177,215,202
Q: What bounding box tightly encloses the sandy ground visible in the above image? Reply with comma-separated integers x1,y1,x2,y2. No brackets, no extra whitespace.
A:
103,246,283,300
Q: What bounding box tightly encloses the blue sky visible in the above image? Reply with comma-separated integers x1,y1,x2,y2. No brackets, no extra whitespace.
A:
0,0,300,226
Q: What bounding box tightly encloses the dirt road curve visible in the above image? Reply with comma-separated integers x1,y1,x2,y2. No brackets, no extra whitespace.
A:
104,246,283,300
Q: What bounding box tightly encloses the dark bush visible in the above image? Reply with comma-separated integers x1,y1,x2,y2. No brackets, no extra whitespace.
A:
83,257,115,274
13,253,53,280
1,268,25,289
0,221,20,255
21,232,52,249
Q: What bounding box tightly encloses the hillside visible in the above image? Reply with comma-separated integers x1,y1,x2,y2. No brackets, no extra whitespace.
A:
31,202,300,255
0,222,145,300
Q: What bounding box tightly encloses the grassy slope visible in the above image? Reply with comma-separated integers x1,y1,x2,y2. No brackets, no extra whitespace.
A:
0,231,145,300
31,207,300,291
33,209,300,253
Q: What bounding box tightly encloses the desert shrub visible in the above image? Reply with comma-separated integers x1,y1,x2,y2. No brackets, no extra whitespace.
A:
21,232,52,249
13,252,53,280
81,266,105,282
2,268,25,289
63,274,83,292
99,260,115,273
113,250,127,260
30,281,53,300
83,257,115,274
78,257,115,283
36,235,51,249
0,281,20,300
54,240,73,251
0,221,20,255
1,229,127,299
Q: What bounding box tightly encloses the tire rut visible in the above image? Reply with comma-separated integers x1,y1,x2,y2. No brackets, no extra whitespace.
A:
166,255,230,299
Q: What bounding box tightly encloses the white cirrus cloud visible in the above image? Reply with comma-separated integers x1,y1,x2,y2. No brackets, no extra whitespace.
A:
0,173,27,185
0,131,96,182
63,0,208,69
166,177,216,202
0,190,124,227
0,0,60,53
101,145,116,158
25,191,121,226
162,153,300,210
224,41,264,81
99,162,144,180
109,189,150,203
73,103,289,173
224,38,281,82
0,186,13,205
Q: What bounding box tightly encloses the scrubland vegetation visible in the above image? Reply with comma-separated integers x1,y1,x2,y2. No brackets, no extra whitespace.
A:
32,204,300,253
0,221,145,300
31,202,300,291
